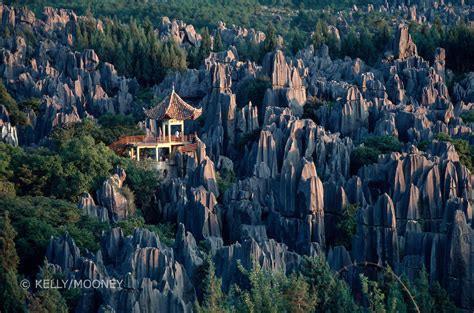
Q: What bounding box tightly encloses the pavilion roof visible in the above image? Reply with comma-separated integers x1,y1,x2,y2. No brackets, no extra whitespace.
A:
144,89,202,121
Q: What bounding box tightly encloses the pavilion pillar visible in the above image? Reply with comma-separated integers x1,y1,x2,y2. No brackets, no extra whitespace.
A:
155,147,159,161
137,147,140,161
168,122,171,143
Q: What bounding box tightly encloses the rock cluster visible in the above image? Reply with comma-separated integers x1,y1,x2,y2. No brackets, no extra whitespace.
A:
0,5,137,144
149,15,474,310
217,21,266,46
160,17,202,47
46,222,299,312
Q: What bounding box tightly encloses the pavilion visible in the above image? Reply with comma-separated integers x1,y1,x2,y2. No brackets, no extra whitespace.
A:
109,88,202,162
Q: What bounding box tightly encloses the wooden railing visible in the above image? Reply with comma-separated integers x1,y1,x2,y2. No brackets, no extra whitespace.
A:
178,143,198,153
109,134,196,152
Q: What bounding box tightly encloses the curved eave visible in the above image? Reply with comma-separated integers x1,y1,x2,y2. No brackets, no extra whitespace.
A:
191,108,203,120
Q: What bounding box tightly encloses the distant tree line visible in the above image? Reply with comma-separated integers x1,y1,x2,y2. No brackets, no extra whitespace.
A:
75,17,187,86
6,0,474,79
411,19,474,73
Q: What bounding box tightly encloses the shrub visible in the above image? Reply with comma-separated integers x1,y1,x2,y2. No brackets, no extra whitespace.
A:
236,76,271,109
350,146,379,175
123,161,161,223
237,128,261,149
216,169,237,196
19,98,41,113
0,81,28,126
350,136,403,175
0,196,79,275
116,217,176,246
120,185,136,216
460,110,474,123
335,204,359,250
435,133,474,172
61,216,111,253
363,135,403,154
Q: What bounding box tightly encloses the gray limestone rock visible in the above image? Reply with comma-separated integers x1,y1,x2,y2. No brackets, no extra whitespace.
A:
78,192,109,223
98,167,129,222
387,24,418,60
0,105,18,146
177,186,221,241
46,232,81,272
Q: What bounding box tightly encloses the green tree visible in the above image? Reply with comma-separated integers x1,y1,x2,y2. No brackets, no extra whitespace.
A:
28,260,68,313
0,196,79,275
263,22,278,54
383,268,408,313
359,27,376,64
335,204,359,250
0,81,28,126
413,268,433,313
0,211,26,313
360,274,386,313
214,32,225,52
236,76,271,109
435,133,473,172
350,136,403,175
363,136,403,154
461,110,474,123
290,28,306,54
237,261,286,313
123,161,161,223
196,256,227,313
429,281,457,312
326,31,340,56
301,256,359,312
341,29,359,59
373,21,391,53
350,146,379,175
282,274,316,313
312,20,327,50
56,135,116,201
200,28,212,59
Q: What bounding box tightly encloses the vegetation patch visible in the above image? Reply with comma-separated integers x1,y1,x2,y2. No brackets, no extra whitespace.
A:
350,135,403,175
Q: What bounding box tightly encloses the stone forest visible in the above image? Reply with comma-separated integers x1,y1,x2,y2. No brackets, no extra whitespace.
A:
0,0,473,312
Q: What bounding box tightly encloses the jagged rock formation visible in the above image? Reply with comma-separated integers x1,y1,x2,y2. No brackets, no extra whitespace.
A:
78,192,109,222
262,50,307,116
160,17,202,47
0,105,18,146
0,5,137,144
98,167,129,222
386,24,418,60
155,17,474,310
217,21,266,46
46,222,300,312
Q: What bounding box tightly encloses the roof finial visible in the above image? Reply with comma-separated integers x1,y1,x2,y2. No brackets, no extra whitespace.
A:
171,82,175,93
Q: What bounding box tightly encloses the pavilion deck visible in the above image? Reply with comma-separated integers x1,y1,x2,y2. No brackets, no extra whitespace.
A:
109,134,197,158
